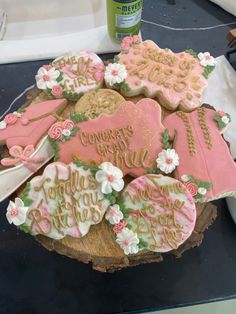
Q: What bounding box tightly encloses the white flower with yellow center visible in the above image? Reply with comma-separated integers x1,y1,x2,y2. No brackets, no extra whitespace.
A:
156,149,179,174
35,67,60,90
116,228,139,255
104,63,127,86
95,162,124,194
6,198,29,226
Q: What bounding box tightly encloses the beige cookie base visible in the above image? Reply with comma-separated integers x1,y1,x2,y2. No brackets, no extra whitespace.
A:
35,202,216,272
12,86,217,272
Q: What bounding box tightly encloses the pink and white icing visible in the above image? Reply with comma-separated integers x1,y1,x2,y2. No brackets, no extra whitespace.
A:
20,162,110,240
117,39,209,111
121,174,196,253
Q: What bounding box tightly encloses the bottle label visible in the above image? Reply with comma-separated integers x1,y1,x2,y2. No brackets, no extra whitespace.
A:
115,8,142,28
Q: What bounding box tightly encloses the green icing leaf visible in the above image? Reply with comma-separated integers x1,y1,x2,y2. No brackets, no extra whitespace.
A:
138,238,148,250
20,182,33,207
213,113,231,131
48,137,60,161
62,91,83,101
71,113,88,122
113,55,120,63
104,190,118,205
203,65,215,79
162,129,171,150
146,167,161,175
185,49,198,58
121,50,129,54
56,72,63,83
70,127,80,137
18,224,34,235
17,108,26,113
120,81,131,93
184,174,213,201
73,158,99,174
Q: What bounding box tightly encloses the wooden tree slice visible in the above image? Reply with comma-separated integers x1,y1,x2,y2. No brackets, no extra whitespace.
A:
36,202,217,272
12,86,217,272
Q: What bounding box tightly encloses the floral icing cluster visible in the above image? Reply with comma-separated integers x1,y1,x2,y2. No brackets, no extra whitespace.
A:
181,174,212,201
105,204,139,255
120,35,141,52
48,119,79,142
35,65,64,97
0,111,22,130
213,111,231,131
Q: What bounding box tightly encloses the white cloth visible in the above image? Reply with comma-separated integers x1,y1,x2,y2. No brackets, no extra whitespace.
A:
210,0,236,17
202,55,236,158
0,25,120,64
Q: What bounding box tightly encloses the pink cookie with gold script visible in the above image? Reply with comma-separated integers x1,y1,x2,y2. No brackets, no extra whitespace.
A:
0,98,67,201
106,37,216,112
164,107,236,202
111,174,196,255
49,98,165,177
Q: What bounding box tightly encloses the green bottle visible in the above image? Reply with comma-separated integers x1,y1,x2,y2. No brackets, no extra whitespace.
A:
106,0,143,42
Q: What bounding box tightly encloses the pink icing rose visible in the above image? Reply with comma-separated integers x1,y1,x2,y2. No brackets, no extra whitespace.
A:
217,111,225,117
184,181,198,197
120,42,131,51
4,113,18,125
62,119,74,131
51,85,63,97
113,220,127,233
132,35,141,43
43,64,52,71
48,122,63,139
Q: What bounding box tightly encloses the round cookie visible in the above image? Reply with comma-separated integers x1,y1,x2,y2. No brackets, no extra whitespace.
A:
14,161,110,240
116,174,196,254
75,89,125,119
35,51,105,101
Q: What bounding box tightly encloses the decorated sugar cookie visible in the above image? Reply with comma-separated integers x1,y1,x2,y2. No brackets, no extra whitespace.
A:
163,107,236,202
108,174,196,254
8,161,112,239
0,99,67,201
35,51,105,101
75,89,125,119
50,98,165,177
106,37,216,112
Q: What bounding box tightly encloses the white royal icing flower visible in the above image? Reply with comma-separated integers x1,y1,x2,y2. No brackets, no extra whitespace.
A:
198,52,216,67
105,204,123,225
198,187,207,195
95,162,124,194
0,120,7,130
116,228,139,255
13,111,21,117
104,63,127,86
35,67,60,90
221,115,230,125
6,198,29,226
156,149,179,174
181,174,189,182
62,129,71,137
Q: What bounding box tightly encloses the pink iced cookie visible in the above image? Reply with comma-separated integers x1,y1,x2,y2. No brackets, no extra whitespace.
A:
163,107,236,202
119,174,196,254
0,99,67,149
110,39,214,112
55,98,165,177
18,161,110,240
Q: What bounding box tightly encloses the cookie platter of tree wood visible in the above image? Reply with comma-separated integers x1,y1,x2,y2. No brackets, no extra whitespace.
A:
3,37,235,272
